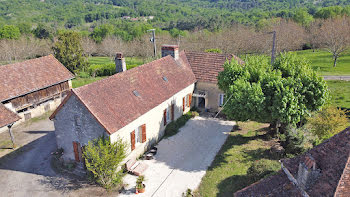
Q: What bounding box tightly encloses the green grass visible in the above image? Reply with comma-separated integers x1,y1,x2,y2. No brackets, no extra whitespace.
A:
72,77,106,88
294,49,350,76
327,80,350,109
88,56,147,70
198,122,280,197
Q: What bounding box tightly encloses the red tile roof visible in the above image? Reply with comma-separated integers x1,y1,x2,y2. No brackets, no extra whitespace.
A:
0,104,20,128
0,55,74,102
234,127,350,197
185,51,243,83
335,156,350,197
52,52,196,134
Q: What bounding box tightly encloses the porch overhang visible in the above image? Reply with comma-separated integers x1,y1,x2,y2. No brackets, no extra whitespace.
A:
193,90,207,98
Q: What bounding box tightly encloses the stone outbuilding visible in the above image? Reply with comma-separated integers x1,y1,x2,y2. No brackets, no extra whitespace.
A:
0,55,74,133
234,127,350,197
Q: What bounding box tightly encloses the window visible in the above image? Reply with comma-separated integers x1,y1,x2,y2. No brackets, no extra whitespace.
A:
135,126,142,143
219,94,225,107
166,106,170,122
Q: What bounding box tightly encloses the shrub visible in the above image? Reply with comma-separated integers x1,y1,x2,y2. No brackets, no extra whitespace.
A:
247,159,280,182
78,71,90,78
280,125,314,156
83,136,127,190
307,106,349,142
88,63,116,77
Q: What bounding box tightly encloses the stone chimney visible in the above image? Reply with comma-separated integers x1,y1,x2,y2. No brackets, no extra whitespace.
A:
161,45,179,60
297,155,321,190
115,52,126,73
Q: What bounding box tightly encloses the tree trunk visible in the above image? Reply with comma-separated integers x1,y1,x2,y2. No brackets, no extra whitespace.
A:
333,55,338,67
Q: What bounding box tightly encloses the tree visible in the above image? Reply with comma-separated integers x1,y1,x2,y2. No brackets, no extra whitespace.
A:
83,136,127,190
0,25,21,39
33,24,53,39
53,31,87,73
293,8,314,27
317,17,350,67
218,53,328,131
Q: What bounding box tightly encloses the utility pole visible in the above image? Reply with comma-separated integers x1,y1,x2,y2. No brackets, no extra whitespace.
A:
148,29,156,57
270,31,276,65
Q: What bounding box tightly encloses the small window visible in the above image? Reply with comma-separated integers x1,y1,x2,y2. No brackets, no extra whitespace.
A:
133,90,140,97
166,107,170,122
135,126,142,143
162,76,168,82
219,94,225,107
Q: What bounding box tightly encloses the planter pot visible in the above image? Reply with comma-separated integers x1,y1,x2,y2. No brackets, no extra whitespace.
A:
137,184,146,193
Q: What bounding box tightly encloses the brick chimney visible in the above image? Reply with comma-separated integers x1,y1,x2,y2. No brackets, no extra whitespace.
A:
115,52,126,73
161,45,179,60
297,155,321,190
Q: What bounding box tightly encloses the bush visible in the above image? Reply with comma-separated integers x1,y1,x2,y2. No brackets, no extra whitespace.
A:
88,63,116,77
280,125,314,156
307,106,349,142
83,136,127,190
78,71,90,78
247,159,280,182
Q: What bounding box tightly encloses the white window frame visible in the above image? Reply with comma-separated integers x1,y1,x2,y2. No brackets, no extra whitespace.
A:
219,93,225,107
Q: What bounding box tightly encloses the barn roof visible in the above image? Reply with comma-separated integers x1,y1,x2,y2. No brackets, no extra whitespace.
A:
50,51,196,134
234,127,350,197
0,104,20,128
185,51,243,83
0,55,74,102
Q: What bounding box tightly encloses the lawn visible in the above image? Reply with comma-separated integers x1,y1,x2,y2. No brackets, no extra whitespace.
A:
88,56,148,70
72,77,106,88
327,80,350,109
198,121,280,197
294,49,350,76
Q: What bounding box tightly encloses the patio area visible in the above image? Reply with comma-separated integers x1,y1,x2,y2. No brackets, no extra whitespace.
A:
119,116,235,197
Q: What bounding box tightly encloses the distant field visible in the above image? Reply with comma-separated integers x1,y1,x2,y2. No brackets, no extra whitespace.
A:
327,80,350,109
88,56,148,70
294,49,350,76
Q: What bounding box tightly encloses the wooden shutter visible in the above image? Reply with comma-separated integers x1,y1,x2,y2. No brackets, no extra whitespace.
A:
131,131,135,151
164,109,167,126
171,104,175,121
73,141,80,162
189,94,192,107
183,97,185,112
141,124,146,143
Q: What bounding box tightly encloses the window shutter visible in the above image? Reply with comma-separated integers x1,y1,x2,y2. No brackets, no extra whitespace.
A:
72,141,80,162
164,109,167,126
171,104,175,121
183,97,185,111
189,94,192,107
131,131,135,150
141,124,146,143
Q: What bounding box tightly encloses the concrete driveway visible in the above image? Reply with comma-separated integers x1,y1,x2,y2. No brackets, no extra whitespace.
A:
120,116,235,197
0,118,114,197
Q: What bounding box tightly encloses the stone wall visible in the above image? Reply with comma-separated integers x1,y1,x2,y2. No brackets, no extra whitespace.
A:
53,94,107,162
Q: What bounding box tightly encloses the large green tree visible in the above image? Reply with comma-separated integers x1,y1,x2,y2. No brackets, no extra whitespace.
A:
53,31,87,73
218,53,328,129
0,25,21,39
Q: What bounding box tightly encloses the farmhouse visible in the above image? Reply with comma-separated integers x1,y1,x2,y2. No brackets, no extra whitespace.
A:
234,127,350,197
50,45,242,163
0,55,74,133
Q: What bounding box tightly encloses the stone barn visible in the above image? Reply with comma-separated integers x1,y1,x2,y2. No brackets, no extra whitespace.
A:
0,55,74,133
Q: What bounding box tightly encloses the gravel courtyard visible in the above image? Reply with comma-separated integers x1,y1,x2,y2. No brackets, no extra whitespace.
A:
120,116,235,197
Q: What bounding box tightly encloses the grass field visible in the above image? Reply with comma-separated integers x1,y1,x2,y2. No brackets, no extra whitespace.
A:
327,80,350,109
72,77,106,88
294,49,350,76
88,56,148,70
198,122,280,197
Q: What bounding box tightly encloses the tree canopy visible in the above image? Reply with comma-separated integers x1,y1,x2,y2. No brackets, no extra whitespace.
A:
218,53,329,126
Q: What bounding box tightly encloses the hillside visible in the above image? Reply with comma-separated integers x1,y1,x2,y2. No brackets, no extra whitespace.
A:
1,0,350,31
